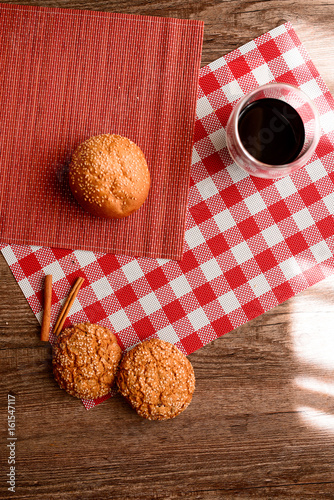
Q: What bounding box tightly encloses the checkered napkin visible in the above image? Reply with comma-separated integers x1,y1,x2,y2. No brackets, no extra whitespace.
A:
0,3,203,260
2,22,334,410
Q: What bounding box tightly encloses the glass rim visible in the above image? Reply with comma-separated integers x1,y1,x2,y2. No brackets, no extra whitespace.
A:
230,82,321,171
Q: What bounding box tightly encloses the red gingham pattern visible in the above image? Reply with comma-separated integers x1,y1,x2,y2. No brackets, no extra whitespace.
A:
0,3,203,260
2,22,334,410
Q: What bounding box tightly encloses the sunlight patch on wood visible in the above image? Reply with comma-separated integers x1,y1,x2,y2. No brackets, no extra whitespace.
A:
297,406,334,434
295,377,334,398
291,310,334,370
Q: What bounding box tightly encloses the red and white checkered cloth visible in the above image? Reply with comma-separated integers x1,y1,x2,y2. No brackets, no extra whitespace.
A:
2,22,334,409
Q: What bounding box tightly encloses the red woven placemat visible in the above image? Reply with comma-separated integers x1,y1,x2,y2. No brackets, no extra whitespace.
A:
0,3,203,260
2,22,334,409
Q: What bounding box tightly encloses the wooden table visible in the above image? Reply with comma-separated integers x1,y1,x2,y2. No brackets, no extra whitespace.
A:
1,1,334,498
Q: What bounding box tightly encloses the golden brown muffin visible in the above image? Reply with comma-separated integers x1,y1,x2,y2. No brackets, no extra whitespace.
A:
69,134,150,219
117,339,195,420
52,322,122,400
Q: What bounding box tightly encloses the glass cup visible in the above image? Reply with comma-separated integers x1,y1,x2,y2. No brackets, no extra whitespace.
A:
225,83,321,179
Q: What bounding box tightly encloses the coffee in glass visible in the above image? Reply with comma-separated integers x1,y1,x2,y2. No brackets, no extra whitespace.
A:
226,83,320,179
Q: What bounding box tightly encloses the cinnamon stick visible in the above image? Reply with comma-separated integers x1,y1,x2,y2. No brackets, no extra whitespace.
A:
54,277,84,336
40,274,52,341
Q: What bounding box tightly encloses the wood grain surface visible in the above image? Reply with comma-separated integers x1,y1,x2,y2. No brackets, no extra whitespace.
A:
1,1,334,499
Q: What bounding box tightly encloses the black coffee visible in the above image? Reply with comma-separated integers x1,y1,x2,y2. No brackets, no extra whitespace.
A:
238,98,305,165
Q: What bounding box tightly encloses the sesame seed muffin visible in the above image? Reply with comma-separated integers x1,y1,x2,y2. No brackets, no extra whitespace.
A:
52,322,122,400
117,339,195,420
69,134,150,219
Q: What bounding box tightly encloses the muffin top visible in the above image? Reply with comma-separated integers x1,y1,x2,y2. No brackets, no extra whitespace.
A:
53,322,122,400
117,338,195,420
